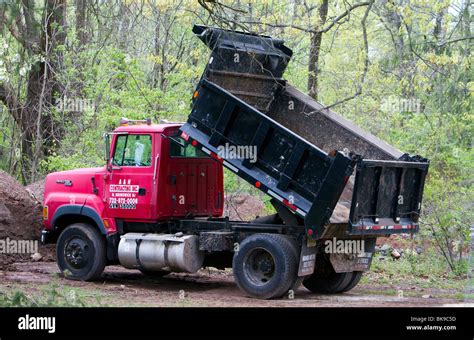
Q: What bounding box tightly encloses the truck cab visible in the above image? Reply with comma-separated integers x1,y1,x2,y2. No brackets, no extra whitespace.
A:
42,121,224,276
101,122,223,222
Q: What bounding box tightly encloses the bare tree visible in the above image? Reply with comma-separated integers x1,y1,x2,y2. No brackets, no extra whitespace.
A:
198,0,374,103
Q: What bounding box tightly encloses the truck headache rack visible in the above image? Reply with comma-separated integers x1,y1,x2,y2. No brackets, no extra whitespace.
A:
193,24,291,113
181,25,430,239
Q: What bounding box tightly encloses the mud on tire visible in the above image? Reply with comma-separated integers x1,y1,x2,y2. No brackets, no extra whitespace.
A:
56,223,106,281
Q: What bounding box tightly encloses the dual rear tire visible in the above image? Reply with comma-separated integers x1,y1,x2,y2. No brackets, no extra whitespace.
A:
232,233,299,299
302,253,363,294
232,234,363,298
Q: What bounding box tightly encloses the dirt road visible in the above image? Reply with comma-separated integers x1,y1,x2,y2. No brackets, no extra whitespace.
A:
0,261,470,307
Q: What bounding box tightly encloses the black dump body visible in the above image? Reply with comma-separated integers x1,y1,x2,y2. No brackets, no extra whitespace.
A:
181,25,429,239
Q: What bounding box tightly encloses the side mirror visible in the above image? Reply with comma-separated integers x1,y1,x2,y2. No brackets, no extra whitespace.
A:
103,133,111,170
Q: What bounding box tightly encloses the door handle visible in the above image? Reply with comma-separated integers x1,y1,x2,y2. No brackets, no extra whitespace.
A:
170,175,177,185
153,154,160,182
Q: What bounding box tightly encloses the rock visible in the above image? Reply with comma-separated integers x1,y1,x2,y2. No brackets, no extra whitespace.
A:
120,285,126,290
422,294,432,299
391,249,401,259
25,179,45,204
415,246,423,254
0,203,12,220
233,196,246,204
380,244,391,255
31,252,42,261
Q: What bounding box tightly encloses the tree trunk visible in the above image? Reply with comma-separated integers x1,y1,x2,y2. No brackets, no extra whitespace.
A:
118,2,130,50
307,0,329,100
152,14,161,89
75,0,88,47
0,0,67,183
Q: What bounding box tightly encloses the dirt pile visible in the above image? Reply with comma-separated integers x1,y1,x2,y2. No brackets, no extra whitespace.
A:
330,176,353,224
25,179,45,204
224,194,265,221
0,171,52,270
224,190,352,224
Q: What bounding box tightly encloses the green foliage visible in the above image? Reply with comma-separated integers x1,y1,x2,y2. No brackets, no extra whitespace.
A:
0,283,100,307
367,250,468,291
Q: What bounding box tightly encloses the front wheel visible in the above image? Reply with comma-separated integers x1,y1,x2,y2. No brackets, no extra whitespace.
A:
56,223,106,281
232,234,298,299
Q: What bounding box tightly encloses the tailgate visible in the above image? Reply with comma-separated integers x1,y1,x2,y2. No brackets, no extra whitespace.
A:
348,159,429,235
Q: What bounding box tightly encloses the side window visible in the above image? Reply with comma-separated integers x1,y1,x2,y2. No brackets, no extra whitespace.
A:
112,134,152,166
169,136,207,158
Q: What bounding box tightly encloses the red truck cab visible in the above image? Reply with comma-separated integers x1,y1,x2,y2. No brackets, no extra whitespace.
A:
42,121,224,243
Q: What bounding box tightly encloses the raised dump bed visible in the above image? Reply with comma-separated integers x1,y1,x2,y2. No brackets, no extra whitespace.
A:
182,25,429,239
194,24,406,160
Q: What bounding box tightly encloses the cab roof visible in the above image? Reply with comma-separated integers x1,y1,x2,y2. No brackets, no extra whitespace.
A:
113,123,182,134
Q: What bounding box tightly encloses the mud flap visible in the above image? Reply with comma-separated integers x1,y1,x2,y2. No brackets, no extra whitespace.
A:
329,252,373,273
297,237,317,277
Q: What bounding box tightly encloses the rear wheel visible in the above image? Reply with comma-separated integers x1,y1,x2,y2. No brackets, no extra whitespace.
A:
340,271,363,293
56,223,106,281
303,254,362,294
232,234,298,299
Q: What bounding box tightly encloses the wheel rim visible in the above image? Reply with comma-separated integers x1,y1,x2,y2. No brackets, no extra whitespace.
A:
243,247,276,286
64,236,90,269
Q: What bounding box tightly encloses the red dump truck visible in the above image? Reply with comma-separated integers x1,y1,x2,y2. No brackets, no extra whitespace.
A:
41,26,429,299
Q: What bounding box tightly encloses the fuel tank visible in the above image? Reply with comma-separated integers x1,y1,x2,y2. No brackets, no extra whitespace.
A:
118,233,204,273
